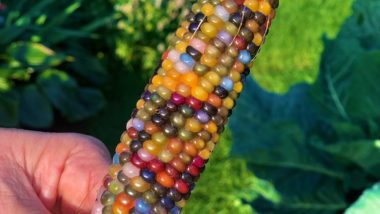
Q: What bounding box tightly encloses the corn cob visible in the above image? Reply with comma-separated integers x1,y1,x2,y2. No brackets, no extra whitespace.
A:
92,0,279,213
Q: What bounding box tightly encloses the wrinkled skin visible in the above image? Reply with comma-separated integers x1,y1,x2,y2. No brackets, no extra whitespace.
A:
0,128,111,214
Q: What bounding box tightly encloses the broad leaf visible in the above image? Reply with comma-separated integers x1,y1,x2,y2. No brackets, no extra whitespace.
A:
311,37,362,121
7,42,65,68
339,0,380,50
0,90,19,127
346,51,380,120
252,168,347,214
0,67,32,81
312,0,380,122
37,69,105,122
0,26,27,45
19,85,53,128
345,182,380,214
68,51,108,85
230,77,347,213
313,139,380,178
230,0,380,212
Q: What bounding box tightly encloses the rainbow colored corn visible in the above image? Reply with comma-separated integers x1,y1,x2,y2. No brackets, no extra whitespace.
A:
92,0,279,213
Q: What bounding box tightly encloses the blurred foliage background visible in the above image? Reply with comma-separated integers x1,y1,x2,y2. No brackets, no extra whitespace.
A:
1,0,379,213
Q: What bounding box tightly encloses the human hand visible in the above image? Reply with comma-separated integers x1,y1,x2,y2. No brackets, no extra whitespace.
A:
0,128,111,214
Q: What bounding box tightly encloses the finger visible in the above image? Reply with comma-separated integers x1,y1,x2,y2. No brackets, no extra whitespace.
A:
52,133,111,213
0,128,111,213
0,157,50,214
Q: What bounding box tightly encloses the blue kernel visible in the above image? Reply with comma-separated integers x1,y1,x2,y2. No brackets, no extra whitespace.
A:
170,206,181,214
160,197,175,209
238,50,252,64
221,77,234,91
135,198,151,213
180,53,195,68
112,153,120,164
140,169,156,183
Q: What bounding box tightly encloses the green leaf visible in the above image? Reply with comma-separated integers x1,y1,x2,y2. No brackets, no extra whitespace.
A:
0,26,27,45
19,85,53,128
313,40,380,122
18,0,55,20
312,0,380,122
346,51,380,119
0,67,33,82
0,77,11,90
0,90,19,127
42,28,97,45
7,42,65,68
339,0,380,50
311,37,362,121
230,77,347,213
345,182,380,214
38,1,82,37
314,139,380,178
252,168,347,214
37,69,105,122
229,1,380,212
68,51,108,85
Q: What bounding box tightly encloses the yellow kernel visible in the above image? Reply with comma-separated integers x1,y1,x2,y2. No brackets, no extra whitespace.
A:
157,86,172,100
163,76,178,92
182,32,192,42
223,97,235,109
181,21,190,29
191,86,209,101
177,199,187,208
259,1,272,16
205,121,217,133
176,27,188,39
234,82,243,93
181,72,199,87
176,83,191,97
205,71,221,86
205,45,222,58
199,78,215,93
144,140,161,156
229,71,241,82
185,118,203,133
246,20,260,33
108,164,121,179
120,132,131,145
207,141,215,151
208,15,224,30
192,3,201,13
175,41,188,53
224,22,238,35
244,0,259,12
200,54,218,67
212,133,220,142
191,138,206,150
147,84,156,92
253,33,263,46
157,68,166,76
201,23,218,38
201,3,215,16
167,69,181,80
196,31,211,43
159,150,173,163
130,177,151,193
152,75,163,86
199,149,211,160
162,59,174,71
136,99,145,109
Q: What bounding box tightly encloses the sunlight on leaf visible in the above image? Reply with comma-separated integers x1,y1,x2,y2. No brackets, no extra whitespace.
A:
345,182,380,213
0,78,10,91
